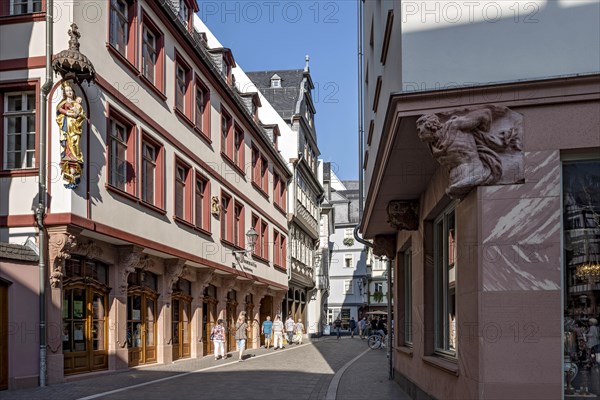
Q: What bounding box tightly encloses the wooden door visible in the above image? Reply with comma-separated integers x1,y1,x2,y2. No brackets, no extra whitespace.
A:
226,302,236,352
127,291,157,366
259,296,272,347
0,282,8,390
172,297,191,361
202,300,216,356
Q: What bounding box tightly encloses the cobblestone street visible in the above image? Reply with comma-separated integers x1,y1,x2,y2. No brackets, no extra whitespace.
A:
1,337,410,400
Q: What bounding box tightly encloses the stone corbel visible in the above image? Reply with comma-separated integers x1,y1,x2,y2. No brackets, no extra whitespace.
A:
251,283,269,303
219,275,238,294
165,259,187,297
416,105,524,199
373,234,396,260
387,201,419,231
117,246,151,294
48,232,78,288
235,280,254,298
196,269,215,298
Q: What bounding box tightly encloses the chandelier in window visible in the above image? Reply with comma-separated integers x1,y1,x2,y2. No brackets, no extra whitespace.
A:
576,261,600,282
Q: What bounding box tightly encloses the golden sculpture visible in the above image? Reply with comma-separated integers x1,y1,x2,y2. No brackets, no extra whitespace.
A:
56,81,86,188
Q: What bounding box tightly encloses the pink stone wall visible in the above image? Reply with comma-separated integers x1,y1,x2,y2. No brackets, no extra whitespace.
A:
0,260,39,389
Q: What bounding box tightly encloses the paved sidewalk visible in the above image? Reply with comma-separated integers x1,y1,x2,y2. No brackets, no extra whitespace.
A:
1,337,411,400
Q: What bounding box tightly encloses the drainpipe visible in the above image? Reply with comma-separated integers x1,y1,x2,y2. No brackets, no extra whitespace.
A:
354,0,393,381
36,0,53,387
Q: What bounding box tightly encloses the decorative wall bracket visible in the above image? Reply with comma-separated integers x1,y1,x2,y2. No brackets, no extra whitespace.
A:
373,234,396,260
387,201,419,231
416,105,523,199
48,231,103,288
118,246,152,294
165,259,187,297
211,196,220,217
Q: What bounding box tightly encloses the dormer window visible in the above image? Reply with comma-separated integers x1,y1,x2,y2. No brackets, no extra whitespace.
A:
178,0,189,26
270,74,281,88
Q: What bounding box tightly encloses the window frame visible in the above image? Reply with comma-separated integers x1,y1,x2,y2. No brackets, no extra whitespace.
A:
433,204,457,357
232,124,245,172
344,254,353,268
174,52,192,120
220,108,233,159
108,0,137,68
139,11,165,94
140,132,164,209
107,109,136,196
344,279,354,295
194,77,210,139
1,87,37,172
174,158,192,223
233,200,245,249
220,191,233,244
404,249,413,346
194,172,210,233
5,0,42,15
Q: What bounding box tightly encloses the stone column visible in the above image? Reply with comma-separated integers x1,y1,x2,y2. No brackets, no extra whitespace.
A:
159,259,186,364
113,245,147,370
46,229,74,385
191,269,214,358
251,284,268,349
216,276,237,321
271,289,286,318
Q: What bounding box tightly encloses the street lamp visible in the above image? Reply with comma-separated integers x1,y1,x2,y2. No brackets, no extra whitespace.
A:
231,228,259,268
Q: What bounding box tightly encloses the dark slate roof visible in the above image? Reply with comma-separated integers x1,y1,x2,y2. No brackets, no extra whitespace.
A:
0,243,39,262
246,69,305,120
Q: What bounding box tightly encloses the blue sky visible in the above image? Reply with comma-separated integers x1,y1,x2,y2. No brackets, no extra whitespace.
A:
200,1,359,180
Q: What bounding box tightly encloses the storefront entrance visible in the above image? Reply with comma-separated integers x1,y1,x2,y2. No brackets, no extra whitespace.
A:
202,285,217,356
171,279,191,361
226,290,237,352
259,295,273,347
127,271,158,367
244,294,254,348
62,257,109,375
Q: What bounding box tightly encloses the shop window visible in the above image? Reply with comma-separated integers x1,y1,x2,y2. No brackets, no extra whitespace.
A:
563,159,600,397
434,206,457,356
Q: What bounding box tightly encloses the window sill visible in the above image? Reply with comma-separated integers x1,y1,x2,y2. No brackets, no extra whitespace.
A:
274,263,286,272
194,225,212,237
220,153,246,177
139,200,167,216
0,168,37,177
251,181,269,200
106,43,139,77
106,183,138,203
0,12,45,25
397,345,413,358
274,203,287,216
174,107,194,129
220,238,244,252
422,355,459,376
139,74,167,102
174,215,195,229
193,126,211,144
251,253,269,264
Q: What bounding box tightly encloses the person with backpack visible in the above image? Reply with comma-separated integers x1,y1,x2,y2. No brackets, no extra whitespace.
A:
235,311,251,362
211,319,226,360
349,317,357,339
285,315,295,345
334,317,342,340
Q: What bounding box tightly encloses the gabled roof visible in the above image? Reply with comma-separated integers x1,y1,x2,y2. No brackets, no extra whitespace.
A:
246,69,305,120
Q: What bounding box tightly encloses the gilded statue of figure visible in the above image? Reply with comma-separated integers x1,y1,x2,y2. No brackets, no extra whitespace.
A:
56,81,86,188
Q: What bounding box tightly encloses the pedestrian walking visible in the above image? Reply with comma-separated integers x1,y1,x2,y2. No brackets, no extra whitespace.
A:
349,317,357,338
272,315,284,349
211,319,226,360
294,319,304,344
285,315,295,345
261,315,273,349
334,317,342,340
235,311,250,361
359,317,367,339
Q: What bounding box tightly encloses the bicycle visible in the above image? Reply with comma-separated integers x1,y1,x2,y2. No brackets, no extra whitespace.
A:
367,331,387,350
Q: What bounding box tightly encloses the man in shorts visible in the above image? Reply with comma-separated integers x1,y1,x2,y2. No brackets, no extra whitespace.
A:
262,316,273,349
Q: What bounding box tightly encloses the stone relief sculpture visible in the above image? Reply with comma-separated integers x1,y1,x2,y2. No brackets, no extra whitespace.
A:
416,105,523,199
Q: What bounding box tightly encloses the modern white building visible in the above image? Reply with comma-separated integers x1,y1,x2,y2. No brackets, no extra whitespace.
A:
326,169,368,329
